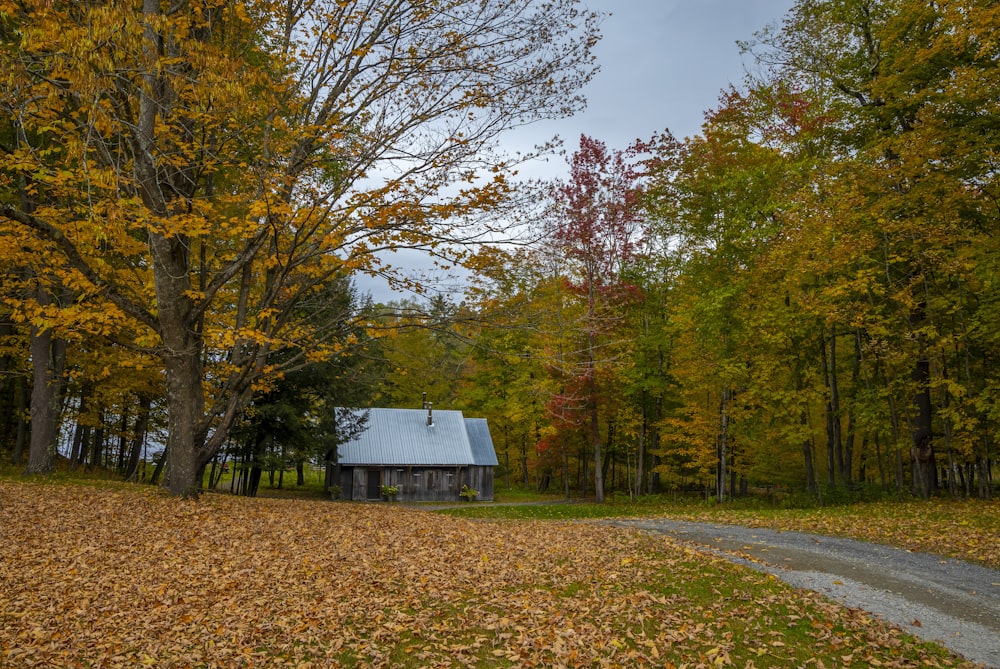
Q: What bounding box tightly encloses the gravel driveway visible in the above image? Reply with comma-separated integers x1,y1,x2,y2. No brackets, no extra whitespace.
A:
602,518,1000,668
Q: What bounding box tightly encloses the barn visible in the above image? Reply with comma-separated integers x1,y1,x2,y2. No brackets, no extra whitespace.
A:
333,405,498,502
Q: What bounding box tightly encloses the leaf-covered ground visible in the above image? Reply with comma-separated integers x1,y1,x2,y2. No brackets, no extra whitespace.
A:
0,481,977,668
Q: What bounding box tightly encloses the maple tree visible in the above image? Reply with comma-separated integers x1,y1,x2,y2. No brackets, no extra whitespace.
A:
461,246,580,492
464,344,548,492
621,271,678,497
0,0,600,495
645,91,799,499
463,199,678,499
546,135,653,502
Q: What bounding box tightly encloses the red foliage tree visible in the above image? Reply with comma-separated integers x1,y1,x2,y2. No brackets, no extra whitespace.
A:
550,135,652,501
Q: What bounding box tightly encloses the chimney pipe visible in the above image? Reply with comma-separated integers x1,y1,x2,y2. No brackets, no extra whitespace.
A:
422,393,433,426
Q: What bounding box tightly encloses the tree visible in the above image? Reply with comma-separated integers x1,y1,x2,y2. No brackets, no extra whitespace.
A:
372,295,471,410
550,135,652,502
223,275,374,495
461,244,579,494
1,0,600,495
743,0,1000,497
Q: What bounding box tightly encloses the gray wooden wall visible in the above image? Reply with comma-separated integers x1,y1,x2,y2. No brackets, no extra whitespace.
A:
340,465,495,502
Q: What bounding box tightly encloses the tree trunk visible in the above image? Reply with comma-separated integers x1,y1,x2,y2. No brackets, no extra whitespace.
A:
26,325,57,474
977,458,991,500
821,325,843,487
248,465,262,497
589,336,604,503
601,418,613,492
75,425,91,471
149,445,168,486
590,407,603,502
857,435,868,485
277,444,286,489
115,408,130,473
153,236,205,496
941,375,958,498
13,376,29,465
886,387,905,495
634,415,645,500
0,319,17,454
323,447,337,492
69,389,88,470
231,458,241,494
563,440,570,499
124,395,152,482
136,0,207,497
195,461,209,493
717,388,729,503
803,430,817,496
25,286,66,475
795,366,818,496
89,415,105,471
842,329,865,486
911,355,935,498
519,435,529,485
909,291,935,498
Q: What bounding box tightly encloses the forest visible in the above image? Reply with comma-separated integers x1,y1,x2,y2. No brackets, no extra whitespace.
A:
1,0,998,503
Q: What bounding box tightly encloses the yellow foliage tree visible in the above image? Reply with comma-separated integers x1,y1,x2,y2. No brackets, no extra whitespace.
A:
0,0,600,495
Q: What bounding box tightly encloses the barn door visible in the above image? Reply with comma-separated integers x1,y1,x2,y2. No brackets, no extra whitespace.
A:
366,470,381,500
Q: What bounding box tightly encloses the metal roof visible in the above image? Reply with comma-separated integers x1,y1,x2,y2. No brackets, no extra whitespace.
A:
337,408,496,466
464,418,499,466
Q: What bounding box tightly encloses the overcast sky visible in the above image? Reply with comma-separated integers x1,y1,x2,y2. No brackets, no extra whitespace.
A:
356,0,797,303
510,0,795,177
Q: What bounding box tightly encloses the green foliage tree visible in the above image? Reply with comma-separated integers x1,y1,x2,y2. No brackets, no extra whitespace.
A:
740,0,1000,498
226,275,375,495
371,295,473,411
